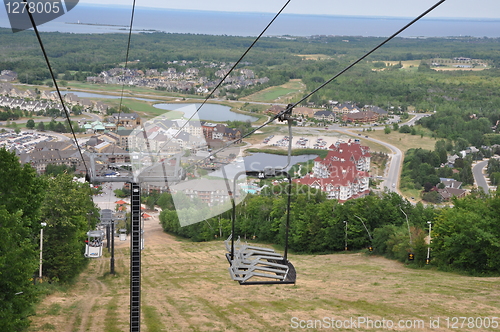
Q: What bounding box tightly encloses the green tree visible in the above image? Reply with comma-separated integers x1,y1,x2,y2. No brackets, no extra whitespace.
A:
45,164,75,176
432,194,500,274
0,149,46,331
55,122,66,133
36,121,45,131
399,124,412,133
40,174,98,282
422,191,441,203
26,119,35,129
0,209,39,331
71,105,83,115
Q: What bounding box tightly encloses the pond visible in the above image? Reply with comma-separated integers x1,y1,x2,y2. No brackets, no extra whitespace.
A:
153,103,258,122
243,153,317,172
206,153,317,180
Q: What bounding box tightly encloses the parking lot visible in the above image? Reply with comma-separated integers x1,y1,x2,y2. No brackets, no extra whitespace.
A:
261,134,355,150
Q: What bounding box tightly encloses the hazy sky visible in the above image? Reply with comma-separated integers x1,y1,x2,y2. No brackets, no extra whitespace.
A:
79,0,500,19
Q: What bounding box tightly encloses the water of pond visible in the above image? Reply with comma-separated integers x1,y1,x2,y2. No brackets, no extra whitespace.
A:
243,153,317,172
154,103,258,122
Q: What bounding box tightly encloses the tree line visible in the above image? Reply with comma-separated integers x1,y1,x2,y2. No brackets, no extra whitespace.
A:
0,149,98,331
417,106,499,148
2,29,500,110
153,183,500,275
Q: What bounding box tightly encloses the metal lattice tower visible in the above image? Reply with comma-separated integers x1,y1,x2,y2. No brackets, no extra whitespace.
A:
130,183,141,332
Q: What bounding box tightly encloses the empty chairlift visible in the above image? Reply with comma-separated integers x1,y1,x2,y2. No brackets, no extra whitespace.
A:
225,168,296,285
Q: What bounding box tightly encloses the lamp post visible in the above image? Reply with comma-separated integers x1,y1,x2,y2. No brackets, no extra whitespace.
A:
426,221,432,265
343,220,348,251
39,222,47,279
399,206,412,245
354,215,373,241
355,215,373,251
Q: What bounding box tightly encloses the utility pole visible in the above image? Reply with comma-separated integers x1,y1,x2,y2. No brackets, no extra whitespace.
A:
343,220,348,251
39,222,47,280
426,221,432,265
111,218,115,274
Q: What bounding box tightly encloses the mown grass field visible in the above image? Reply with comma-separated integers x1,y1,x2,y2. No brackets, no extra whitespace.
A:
294,54,334,61
62,81,183,99
362,128,437,154
28,216,500,332
242,79,305,103
382,60,422,71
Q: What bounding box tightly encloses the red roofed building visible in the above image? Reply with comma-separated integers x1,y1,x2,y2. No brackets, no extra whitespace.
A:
342,110,379,123
326,142,371,172
294,141,371,202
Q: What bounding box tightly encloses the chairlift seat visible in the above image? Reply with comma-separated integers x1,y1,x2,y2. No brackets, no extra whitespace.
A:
226,234,295,285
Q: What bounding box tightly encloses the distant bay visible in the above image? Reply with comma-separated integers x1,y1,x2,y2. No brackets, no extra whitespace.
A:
0,4,499,37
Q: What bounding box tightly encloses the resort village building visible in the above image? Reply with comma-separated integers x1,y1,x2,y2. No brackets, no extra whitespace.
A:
294,141,371,202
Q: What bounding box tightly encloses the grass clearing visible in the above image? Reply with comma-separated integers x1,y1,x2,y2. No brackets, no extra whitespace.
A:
363,128,437,154
143,304,167,331
109,99,182,119
38,323,56,331
384,60,423,71
242,79,305,103
63,81,182,98
294,54,334,61
45,303,61,316
28,215,500,332
103,297,122,332
333,129,392,154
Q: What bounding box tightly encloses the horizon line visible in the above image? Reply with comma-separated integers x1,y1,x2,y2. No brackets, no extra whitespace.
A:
73,4,500,22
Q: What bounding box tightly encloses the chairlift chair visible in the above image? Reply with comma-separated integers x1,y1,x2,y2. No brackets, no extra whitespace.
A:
84,230,105,258
119,228,127,241
225,108,297,285
225,168,296,285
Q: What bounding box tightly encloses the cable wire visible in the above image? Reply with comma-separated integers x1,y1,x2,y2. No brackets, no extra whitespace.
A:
106,0,137,208
205,0,447,161
115,0,137,139
157,0,291,154
22,0,89,176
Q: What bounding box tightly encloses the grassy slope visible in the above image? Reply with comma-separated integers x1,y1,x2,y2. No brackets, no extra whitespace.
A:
29,219,500,332
365,128,437,153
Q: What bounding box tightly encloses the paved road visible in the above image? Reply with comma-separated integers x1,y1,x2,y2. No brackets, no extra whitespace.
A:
404,113,431,126
473,159,491,193
81,112,102,122
46,131,71,141
92,182,128,210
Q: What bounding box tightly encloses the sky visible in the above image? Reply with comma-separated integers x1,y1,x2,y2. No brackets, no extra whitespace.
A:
78,0,500,19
